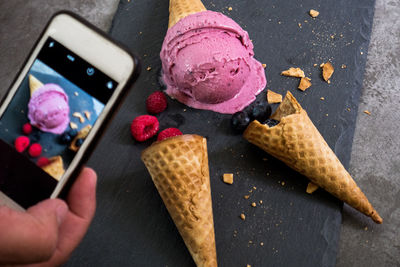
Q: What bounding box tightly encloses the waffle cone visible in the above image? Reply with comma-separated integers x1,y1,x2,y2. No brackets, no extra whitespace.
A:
168,0,206,28
28,74,43,96
243,92,382,224
141,134,217,266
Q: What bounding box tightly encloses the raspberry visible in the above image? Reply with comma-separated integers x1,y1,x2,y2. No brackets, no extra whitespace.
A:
37,157,50,167
14,136,30,152
130,115,159,142
157,128,183,141
28,143,42,157
22,123,33,135
146,91,167,114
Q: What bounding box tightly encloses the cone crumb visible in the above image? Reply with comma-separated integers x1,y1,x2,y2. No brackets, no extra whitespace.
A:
146,66,152,71
267,90,283,103
72,112,85,123
281,181,285,186
244,195,250,199
341,64,347,69
240,213,246,220
322,62,334,82
259,200,263,204
223,173,234,184
262,63,267,69
364,110,371,115
70,122,78,129
84,111,91,120
281,67,305,78
251,202,256,207
306,182,319,194
247,265,251,267
309,9,319,18
227,6,232,11
320,97,325,100
298,77,312,91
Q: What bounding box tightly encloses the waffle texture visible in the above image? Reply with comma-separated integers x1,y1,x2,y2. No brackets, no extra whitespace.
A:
141,134,217,266
29,74,43,96
243,92,382,224
168,0,206,28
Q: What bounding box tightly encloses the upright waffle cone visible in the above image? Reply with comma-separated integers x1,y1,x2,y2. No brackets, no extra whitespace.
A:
141,135,217,267
168,0,206,28
243,92,382,224
29,74,43,96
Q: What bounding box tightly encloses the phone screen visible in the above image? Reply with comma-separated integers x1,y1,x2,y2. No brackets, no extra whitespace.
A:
0,37,118,208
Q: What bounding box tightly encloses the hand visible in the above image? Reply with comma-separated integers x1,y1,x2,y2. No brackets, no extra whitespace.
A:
0,167,97,266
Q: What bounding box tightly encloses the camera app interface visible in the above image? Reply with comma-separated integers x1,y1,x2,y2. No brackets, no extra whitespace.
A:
0,38,117,208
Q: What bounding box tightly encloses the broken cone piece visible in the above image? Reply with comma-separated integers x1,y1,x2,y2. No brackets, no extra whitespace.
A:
281,67,305,78
243,91,382,224
322,62,334,82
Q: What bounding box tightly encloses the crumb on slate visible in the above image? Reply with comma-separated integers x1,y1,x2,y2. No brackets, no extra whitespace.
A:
240,213,246,220
281,67,305,78
267,89,283,104
309,9,319,18
298,77,312,91
223,173,233,184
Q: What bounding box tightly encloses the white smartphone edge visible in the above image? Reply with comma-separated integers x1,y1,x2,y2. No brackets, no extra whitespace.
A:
0,12,136,209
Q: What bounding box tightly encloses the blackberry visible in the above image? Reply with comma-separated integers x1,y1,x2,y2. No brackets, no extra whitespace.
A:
75,138,84,147
231,111,251,133
249,101,272,122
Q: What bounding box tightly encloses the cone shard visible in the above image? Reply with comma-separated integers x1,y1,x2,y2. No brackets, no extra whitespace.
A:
141,134,218,266
29,74,43,96
169,0,206,28
243,92,382,224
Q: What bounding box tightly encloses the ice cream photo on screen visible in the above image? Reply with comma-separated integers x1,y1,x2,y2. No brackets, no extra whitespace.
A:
0,59,105,180
160,0,267,114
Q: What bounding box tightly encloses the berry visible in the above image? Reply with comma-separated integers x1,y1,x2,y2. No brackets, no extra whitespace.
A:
28,143,42,157
146,91,167,114
157,128,183,141
67,129,78,138
59,132,72,144
14,136,30,152
231,111,251,132
264,119,280,127
75,138,84,147
37,157,50,167
249,101,272,122
131,115,159,142
22,123,32,135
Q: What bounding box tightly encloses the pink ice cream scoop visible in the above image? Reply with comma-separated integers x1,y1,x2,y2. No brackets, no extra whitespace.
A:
28,84,70,134
160,10,267,114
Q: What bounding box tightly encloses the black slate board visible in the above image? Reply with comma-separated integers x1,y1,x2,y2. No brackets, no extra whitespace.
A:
66,0,375,266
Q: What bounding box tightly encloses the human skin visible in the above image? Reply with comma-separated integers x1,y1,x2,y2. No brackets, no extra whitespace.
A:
0,167,97,267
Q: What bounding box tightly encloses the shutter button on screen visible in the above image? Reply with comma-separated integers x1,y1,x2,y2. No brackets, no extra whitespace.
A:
87,68,94,76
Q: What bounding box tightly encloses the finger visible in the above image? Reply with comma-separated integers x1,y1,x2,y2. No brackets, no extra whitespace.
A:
67,167,97,220
0,199,68,264
38,167,97,266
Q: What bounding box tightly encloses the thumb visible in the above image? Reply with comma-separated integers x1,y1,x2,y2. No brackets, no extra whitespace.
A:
0,199,68,265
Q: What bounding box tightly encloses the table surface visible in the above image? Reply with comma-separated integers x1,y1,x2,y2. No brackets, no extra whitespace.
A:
0,0,399,266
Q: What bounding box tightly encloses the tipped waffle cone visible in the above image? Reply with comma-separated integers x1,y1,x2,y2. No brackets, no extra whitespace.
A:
168,0,206,28
243,92,382,224
29,74,43,96
41,156,65,181
141,134,217,266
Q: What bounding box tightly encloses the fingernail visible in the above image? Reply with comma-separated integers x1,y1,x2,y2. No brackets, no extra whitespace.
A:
55,203,68,225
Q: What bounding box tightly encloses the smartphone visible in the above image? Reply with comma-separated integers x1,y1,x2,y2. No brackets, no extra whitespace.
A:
0,11,139,210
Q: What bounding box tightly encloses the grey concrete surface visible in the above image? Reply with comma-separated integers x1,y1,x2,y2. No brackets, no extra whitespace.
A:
0,0,399,266
337,0,400,266
0,0,119,101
